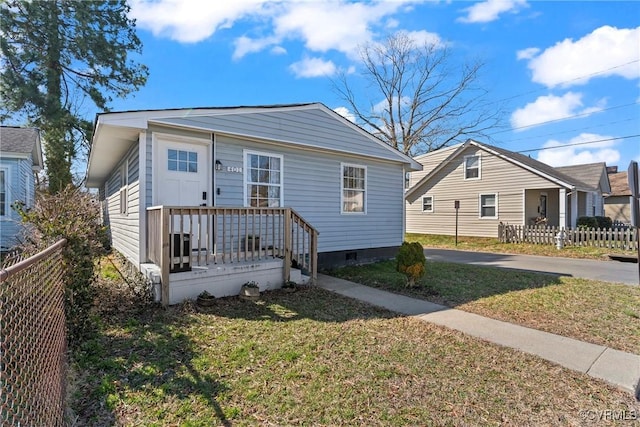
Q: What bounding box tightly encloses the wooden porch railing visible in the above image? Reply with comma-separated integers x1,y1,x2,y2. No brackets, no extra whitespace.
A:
147,206,319,305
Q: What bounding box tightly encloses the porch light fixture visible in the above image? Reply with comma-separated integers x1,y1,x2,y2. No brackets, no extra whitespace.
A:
215,160,223,171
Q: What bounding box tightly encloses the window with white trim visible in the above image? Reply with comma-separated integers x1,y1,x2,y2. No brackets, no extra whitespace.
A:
422,195,434,212
0,169,6,216
168,149,198,173
464,155,481,180
342,163,366,214
245,151,283,207
479,193,497,218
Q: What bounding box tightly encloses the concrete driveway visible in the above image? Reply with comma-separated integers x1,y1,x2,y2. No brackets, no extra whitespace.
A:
424,249,638,286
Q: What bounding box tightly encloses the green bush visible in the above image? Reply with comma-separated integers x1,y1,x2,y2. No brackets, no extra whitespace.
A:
15,185,108,347
396,241,426,287
576,216,598,229
594,216,612,229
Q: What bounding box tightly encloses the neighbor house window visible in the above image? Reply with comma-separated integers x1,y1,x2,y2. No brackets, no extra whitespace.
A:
479,193,497,218
464,155,481,180
422,195,434,212
245,151,283,207
168,149,197,173
0,170,6,216
342,163,366,214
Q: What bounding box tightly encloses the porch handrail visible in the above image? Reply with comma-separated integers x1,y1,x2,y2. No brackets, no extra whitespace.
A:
147,206,319,306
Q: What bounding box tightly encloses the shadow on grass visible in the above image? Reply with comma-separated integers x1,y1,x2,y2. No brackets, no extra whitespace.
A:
71,283,399,426
323,259,564,308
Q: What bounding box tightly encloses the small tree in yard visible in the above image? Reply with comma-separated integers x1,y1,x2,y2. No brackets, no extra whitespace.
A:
396,241,426,287
14,185,108,347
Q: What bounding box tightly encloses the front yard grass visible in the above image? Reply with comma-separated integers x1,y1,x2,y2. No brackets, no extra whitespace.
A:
406,233,635,260
327,260,640,354
70,278,640,426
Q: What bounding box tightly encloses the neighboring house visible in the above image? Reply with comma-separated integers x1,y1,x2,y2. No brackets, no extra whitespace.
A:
604,166,632,226
405,139,611,238
85,103,421,304
0,127,44,252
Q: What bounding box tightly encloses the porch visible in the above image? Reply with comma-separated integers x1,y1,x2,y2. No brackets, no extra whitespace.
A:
523,188,585,228
146,206,319,305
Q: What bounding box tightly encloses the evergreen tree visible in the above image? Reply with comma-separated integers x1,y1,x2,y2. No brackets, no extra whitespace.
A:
1,0,148,192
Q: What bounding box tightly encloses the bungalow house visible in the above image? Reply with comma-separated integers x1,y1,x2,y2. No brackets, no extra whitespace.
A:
405,140,610,238
85,103,421,305
604,166,632,226
0,127,43,252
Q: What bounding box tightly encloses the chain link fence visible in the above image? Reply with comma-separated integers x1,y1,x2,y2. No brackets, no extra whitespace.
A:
1,239,67,426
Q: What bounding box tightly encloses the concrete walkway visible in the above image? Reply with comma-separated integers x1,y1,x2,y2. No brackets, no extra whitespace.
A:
317,274,640,398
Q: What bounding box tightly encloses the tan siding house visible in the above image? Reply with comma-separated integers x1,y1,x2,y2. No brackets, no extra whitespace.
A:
605,170,632,225
405,140,610,238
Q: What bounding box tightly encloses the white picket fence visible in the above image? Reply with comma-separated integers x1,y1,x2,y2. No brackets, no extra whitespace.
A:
498,223,638,250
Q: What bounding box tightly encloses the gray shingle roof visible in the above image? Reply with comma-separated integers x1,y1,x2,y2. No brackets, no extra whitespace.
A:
0,126,40,154
555,163,606,190
483,143,595,190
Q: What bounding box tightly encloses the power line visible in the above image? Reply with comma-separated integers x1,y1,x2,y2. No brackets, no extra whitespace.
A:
505,117,639,143
488,101,639,135
517,134,640,153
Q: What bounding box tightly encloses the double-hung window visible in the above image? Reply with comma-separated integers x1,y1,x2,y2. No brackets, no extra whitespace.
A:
422,195,434,212
245,151,283,207
341,163,366,214
464,155,481,180
479,193,497,218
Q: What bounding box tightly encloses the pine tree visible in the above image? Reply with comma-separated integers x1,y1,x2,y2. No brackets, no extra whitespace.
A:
1,0,148,192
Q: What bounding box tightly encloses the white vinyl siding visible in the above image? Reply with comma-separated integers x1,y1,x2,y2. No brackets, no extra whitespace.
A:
422,195,433,213
103,144,141,266
215,134,404,253
341,163,366,214
244,150,283,207
479,193,497,218
464,154,481,180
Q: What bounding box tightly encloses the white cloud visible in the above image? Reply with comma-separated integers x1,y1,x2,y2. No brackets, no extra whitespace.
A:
270,46,287,55
520,25,640,88
536,133,620,167
403,30,443,49
129,0,273,43
333,106,355,122
458,0,528,24
233,35,280,60
289,57,337,78
516,47,539,60
510,92,605,130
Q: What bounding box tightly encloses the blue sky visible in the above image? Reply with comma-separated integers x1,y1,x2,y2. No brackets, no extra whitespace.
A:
107,0,639,169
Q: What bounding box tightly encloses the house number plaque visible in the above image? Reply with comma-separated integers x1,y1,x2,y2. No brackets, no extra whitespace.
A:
226,166,242,173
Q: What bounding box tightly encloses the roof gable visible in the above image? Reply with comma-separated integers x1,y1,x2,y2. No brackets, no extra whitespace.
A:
0,126,44,168
608,171,630,196
87,103,420,187
405,139,595,201
555,162,610,193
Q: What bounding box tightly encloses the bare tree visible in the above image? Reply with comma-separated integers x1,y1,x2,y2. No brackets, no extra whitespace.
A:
334,32,504,156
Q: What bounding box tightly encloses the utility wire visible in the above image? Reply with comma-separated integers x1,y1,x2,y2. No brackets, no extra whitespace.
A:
517,134,640,153
488,101,640,135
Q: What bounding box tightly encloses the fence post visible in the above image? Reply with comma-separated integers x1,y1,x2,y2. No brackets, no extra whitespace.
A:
160,207,170,306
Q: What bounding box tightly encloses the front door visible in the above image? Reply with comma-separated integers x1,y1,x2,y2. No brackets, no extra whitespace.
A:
155,136,211,251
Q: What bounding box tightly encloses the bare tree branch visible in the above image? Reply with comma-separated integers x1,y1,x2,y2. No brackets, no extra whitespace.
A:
332,32,506,155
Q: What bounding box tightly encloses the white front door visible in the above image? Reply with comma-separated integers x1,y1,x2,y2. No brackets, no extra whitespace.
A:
155,135,211,252
156,137,210,206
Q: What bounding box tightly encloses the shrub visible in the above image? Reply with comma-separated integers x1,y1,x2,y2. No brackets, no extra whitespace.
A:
396,241,426,287
14,185,108,347
594,216,612,229
576,216,598,229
